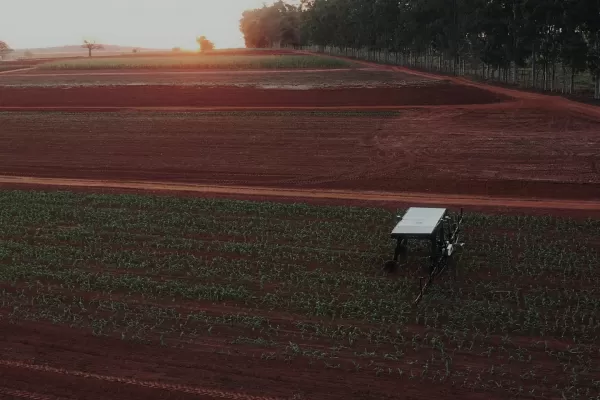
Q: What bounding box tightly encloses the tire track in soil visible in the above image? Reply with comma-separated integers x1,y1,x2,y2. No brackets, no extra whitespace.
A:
0,67,35,75
0,387,66,400
0,359,283,400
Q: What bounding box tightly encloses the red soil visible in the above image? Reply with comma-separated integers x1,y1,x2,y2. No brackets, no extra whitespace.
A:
0,106,599,201
0,84,506,108
0,321,503,400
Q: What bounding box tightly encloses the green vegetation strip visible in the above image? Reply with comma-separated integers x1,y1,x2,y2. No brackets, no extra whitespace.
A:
37,54,354,70
0,190,599,398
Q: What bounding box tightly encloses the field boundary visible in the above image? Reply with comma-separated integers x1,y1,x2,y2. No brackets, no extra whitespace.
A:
0,175,598,211
300,51,600,121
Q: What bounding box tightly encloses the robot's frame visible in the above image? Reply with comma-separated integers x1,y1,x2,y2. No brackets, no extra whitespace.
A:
387,207,465,305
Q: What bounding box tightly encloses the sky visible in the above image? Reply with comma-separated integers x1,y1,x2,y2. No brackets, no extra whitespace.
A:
1,0,275,50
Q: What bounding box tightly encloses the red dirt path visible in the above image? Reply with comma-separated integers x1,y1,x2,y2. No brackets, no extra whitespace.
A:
1,176,599,219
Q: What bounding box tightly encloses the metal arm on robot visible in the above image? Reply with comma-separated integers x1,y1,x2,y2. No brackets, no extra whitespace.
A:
413,208,465,306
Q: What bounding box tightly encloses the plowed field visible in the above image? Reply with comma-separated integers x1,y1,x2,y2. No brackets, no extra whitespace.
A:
0,106,599,200
0,83,506,108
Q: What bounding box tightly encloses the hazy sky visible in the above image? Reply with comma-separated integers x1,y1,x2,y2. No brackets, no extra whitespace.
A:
1,0,275,50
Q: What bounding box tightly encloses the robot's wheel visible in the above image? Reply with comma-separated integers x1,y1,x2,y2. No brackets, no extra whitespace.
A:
382,260,399,273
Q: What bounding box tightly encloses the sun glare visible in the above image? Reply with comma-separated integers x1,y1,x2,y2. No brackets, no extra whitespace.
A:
3,0,271,50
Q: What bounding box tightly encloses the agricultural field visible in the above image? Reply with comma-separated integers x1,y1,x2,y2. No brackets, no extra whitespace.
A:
0,190,598,399
1,49,600,399
0,69,433,88
36,54,354,70
0,84,505,108
0,108,598,201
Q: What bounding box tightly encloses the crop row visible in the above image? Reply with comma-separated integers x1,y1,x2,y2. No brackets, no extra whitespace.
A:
1,190,599,399
2,190,599,231
1,288,598,399
1,241,599,343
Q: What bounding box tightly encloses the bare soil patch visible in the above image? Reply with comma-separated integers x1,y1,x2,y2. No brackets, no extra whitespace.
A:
0,108,598,200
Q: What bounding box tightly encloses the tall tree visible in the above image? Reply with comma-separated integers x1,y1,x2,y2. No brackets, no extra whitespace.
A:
82,40,104,57
196,36,215,52
578,0,600,98
246,0,599,95
0,41,14,60
240,1,302,48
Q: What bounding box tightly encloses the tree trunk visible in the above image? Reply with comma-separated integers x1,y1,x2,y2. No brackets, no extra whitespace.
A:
543,64,547,91
595,72,600,100
431,50,435,70
88,48,92,57
531,48,536,89
551,63,556,92
570,68,575,95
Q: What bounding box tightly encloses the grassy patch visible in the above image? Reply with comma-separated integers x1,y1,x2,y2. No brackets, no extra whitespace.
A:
37,54,354,71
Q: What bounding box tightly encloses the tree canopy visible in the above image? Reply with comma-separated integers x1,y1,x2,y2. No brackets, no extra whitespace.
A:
239,0,302,48
0,41,14,59
240,0,600,97
197,36,215,52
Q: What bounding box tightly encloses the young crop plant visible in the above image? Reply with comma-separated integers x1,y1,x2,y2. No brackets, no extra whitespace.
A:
0,190,598,399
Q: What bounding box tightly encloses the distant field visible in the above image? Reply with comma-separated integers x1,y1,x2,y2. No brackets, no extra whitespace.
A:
38,54,355,70
0,69,435,89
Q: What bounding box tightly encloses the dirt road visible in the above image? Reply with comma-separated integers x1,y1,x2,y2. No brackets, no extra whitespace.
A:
1,175,598,212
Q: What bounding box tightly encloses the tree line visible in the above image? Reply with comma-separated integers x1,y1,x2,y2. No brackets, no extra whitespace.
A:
240,0,600,98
